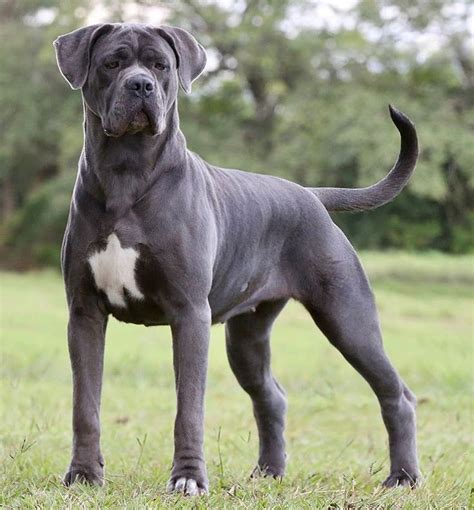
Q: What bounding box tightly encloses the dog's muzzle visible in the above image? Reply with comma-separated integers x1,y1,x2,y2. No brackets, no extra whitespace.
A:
125,75,155,99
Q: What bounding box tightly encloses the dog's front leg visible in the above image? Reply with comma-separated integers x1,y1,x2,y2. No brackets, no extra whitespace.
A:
167,303,211,496
64,308,107,486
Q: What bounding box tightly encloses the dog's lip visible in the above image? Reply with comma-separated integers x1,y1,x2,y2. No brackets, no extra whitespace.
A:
129,107,161,136
126,105,153,132
103,105,159,137
130,109,150,126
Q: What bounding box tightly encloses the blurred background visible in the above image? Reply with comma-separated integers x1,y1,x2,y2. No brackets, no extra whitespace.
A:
1,3,473,506
0,0,472,268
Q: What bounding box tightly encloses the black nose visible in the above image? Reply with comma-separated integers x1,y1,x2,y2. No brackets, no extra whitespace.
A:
125,75,154,98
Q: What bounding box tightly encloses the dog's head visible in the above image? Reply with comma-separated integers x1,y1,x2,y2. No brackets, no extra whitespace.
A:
54,23,206,137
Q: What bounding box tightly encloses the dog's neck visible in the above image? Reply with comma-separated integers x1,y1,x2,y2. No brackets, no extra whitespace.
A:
79,101,187,218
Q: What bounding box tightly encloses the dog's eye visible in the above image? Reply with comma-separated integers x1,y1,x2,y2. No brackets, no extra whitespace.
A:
105,61,119,70
154,62,168,71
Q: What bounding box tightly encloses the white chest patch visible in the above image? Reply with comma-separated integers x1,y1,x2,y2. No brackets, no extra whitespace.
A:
88,233,144,308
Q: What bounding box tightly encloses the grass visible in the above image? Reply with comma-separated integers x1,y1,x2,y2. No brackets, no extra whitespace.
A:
1,252,473,509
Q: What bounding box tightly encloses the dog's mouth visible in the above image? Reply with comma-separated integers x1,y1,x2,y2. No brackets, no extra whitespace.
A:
126,109,151,134
103,104,160,137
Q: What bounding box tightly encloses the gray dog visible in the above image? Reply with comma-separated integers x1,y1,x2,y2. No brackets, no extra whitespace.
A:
54,23,420,495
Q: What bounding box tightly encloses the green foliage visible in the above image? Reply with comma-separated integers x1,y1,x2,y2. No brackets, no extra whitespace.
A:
334,192,444,251
0,1,85,203
4,172,75,267
1,0,473,267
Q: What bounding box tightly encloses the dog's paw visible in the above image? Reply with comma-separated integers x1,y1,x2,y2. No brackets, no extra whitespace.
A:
64,462,104,487
382,470,420,489
167,477,208,496
250,452,287,480
250,464,285,479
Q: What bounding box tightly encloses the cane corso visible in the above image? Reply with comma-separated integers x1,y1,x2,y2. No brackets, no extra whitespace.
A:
53,23,420,495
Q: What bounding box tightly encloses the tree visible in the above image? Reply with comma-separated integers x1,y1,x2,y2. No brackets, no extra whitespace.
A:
1,0,472,268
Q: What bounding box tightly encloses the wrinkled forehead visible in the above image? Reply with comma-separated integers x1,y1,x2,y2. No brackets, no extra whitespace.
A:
91,24,176,62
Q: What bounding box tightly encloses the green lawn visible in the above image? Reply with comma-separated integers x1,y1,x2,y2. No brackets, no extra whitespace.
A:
1,252,473,509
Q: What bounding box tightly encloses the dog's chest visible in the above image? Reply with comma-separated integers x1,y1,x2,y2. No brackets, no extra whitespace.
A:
88,233,144,308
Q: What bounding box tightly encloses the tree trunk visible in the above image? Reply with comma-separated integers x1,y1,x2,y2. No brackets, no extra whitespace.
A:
1,173,15,222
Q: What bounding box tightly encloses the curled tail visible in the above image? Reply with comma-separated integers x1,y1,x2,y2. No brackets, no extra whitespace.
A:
309,105,418,212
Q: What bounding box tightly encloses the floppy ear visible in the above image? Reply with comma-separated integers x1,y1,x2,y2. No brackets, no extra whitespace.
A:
156,26,207,94
53,24,114,89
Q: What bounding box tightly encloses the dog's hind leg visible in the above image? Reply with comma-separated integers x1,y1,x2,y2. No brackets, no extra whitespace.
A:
225,299,288,478
303,242,420,487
